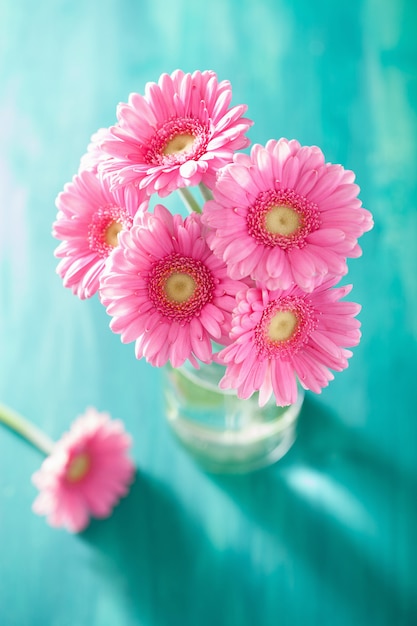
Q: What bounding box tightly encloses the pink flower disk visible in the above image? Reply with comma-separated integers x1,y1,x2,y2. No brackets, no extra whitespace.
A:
99,204,243,368
32,408,135,533
216,279,362,407
97,69,253,196
203,138,374,291
53,169,149,299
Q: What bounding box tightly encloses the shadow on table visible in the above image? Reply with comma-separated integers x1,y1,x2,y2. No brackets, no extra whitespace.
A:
209,395,417,625
80,395,417,626
82,469,257,626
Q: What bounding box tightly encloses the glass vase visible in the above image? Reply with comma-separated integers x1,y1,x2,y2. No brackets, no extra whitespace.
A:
163,360,304,473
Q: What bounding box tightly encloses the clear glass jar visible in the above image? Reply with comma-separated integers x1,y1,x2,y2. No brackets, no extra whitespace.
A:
163,360,304,473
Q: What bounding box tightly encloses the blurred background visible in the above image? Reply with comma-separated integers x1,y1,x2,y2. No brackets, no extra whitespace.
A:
0,1,416,625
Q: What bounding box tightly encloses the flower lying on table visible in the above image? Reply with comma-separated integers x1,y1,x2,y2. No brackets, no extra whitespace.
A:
53,69,373,407
0,404,135,533
32,408,135,533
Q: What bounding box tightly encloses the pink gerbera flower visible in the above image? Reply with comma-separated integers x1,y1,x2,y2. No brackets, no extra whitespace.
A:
32,408,135,533
99,204,243,367
216,279,361,407
79,127,113,172
53,168,149,299
97,69,253,196
203,139,373,291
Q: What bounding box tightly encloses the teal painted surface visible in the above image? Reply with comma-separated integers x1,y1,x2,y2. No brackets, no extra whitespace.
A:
0,0,416,624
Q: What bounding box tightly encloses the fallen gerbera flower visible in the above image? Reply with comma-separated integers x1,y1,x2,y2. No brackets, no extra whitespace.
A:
99,204,244,368
97,69,253,196
203,138,373,292
32,408,135,533
53,168,149,299
216,278,362,407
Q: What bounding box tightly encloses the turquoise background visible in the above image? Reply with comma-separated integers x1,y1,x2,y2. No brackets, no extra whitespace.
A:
0,1,416,624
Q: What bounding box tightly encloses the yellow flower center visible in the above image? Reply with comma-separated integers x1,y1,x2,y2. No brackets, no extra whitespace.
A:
163,133,196,156
268,310,298,342
104,221,123,247
265,205,301,236
66,453,91,483
164,272,197,303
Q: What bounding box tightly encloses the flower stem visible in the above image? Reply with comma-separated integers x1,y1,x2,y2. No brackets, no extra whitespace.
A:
0,403,55,456
177,187,202,214
198,182,213,203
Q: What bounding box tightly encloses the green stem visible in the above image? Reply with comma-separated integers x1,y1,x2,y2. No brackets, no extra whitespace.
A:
0,403,55,456
198,182,213,203
177,187,202,214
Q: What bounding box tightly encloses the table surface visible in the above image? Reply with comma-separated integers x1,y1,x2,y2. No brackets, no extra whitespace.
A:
0,1,416,625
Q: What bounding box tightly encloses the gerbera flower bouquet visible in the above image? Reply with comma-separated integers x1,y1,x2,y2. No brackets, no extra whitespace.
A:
53,69,373,469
